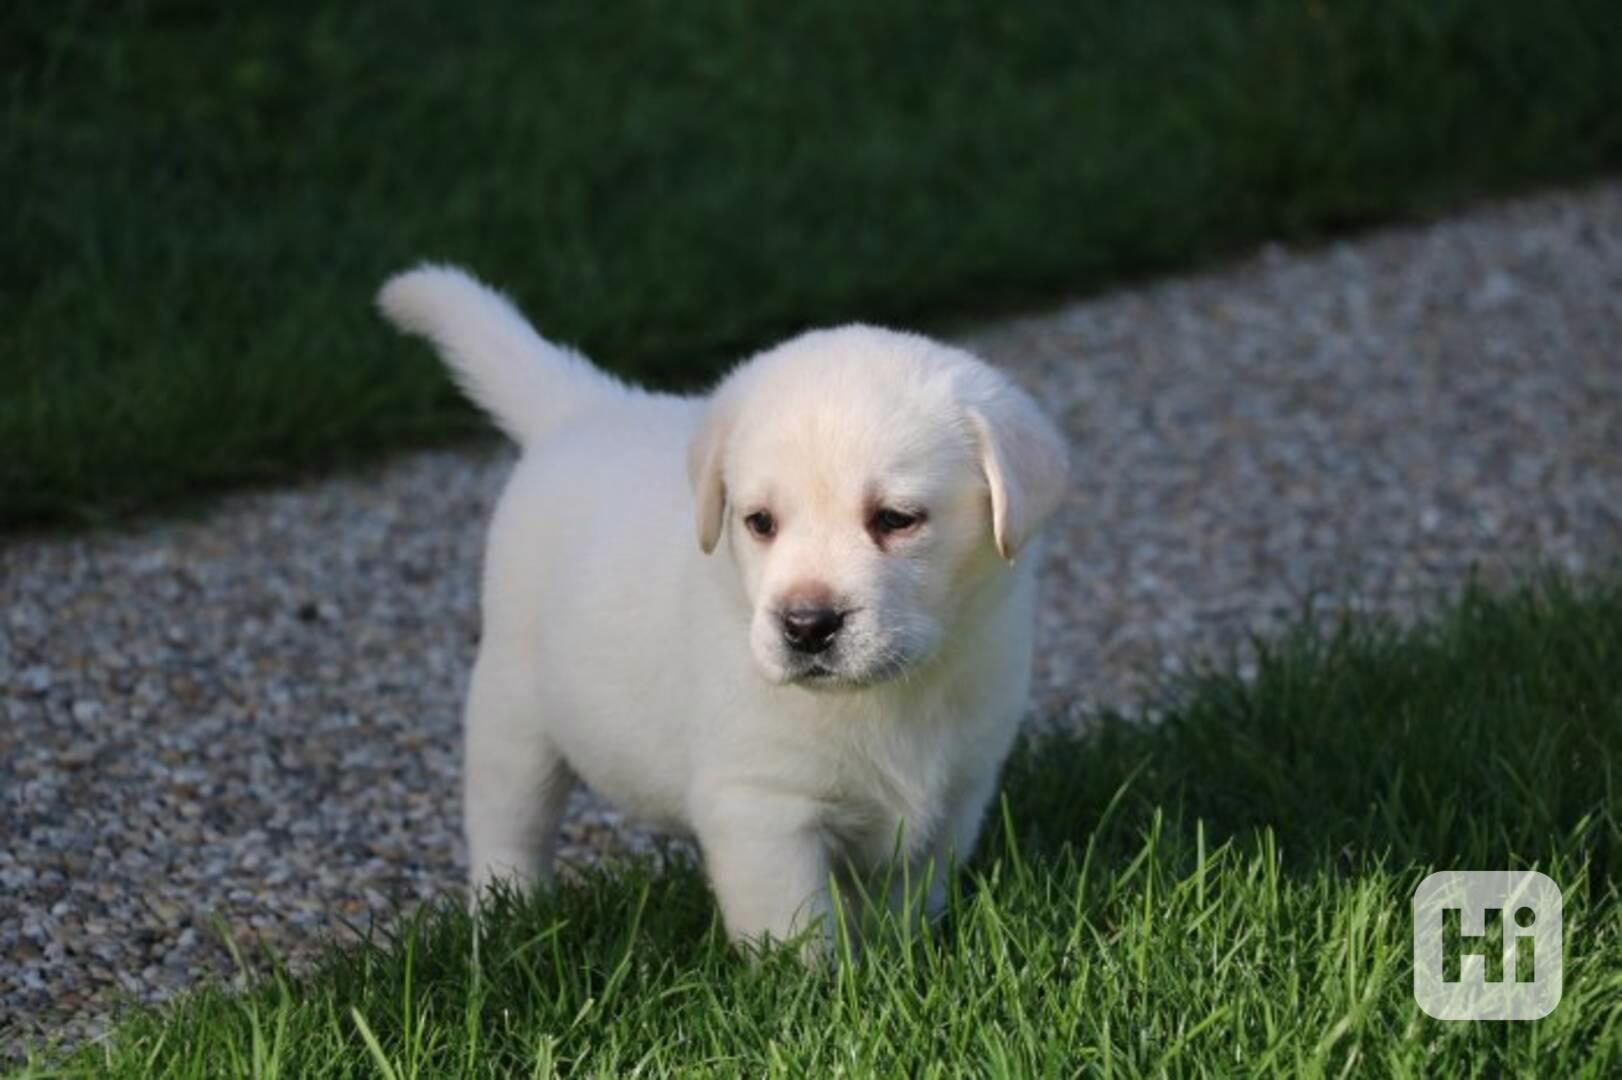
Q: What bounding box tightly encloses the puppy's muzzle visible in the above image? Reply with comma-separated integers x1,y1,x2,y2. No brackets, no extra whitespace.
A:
780,606,845,655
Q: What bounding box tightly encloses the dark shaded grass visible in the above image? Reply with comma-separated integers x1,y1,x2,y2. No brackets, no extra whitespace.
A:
16,574,1622,1075
6,0,1622,525
999,573,1622,878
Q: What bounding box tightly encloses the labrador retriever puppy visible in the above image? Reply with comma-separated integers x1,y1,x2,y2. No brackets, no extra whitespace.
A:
378,265,1067,951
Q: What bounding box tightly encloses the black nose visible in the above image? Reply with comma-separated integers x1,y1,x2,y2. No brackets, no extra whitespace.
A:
780,607,845,654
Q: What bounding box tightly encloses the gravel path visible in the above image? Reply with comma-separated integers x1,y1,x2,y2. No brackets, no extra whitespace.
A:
4,181,1621,1055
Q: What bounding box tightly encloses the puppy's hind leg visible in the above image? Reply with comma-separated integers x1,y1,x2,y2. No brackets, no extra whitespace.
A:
462,645,575,903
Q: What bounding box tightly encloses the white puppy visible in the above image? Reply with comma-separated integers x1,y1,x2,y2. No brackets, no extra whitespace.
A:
377,265,1068,949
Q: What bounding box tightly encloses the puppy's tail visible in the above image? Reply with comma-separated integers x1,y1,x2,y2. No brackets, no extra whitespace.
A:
376,263,623,447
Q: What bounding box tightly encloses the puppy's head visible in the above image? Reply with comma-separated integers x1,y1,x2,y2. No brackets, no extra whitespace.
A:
688,326,1068,689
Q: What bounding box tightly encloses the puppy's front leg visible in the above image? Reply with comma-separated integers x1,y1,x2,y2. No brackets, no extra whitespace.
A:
694,791,833,955
898,776,1001,924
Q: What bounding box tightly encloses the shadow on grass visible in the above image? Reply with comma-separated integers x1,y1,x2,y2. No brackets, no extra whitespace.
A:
990,571,1621,884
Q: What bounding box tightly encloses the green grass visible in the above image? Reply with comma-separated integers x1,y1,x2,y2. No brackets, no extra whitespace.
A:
18,573,1622,1076
6,0,1622,526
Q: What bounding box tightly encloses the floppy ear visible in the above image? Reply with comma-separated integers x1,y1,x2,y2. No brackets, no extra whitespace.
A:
687,401,732,555
968,392,1070,562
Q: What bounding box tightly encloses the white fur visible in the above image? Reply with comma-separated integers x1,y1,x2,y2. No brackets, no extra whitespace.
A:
377,264,1069,951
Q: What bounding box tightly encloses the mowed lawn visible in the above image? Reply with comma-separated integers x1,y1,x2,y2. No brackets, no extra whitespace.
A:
6,0,1622,525
16,574,1620,1076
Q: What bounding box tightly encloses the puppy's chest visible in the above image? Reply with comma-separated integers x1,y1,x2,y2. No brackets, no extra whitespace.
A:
818,730,961,865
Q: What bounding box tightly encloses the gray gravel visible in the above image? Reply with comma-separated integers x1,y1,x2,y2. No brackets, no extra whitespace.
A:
4,181,1621,1056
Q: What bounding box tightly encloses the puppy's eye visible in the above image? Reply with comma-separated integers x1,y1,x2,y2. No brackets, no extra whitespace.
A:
871,508,924,535
744,510,776,540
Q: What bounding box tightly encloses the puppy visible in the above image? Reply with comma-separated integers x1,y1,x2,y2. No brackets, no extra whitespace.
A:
377,265,1068,950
